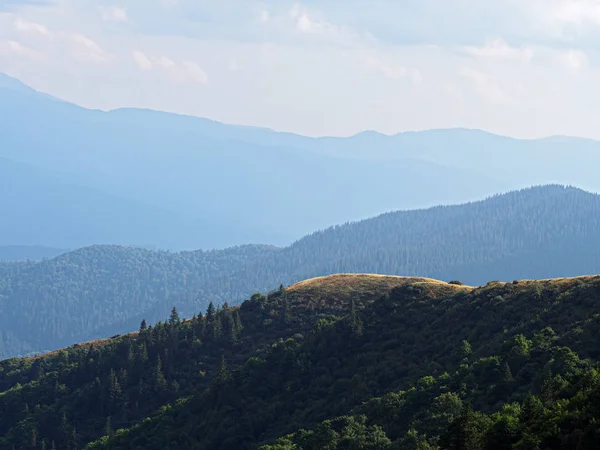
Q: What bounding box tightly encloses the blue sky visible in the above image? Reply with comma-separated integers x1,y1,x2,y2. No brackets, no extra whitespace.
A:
1,0,600,138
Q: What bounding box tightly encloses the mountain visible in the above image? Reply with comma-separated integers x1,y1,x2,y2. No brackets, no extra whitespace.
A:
0,245,66,261
0,156,240,249
0,72,564,250
2,273,600,449
1,184,600,359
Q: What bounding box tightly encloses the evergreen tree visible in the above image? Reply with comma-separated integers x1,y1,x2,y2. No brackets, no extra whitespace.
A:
139,319,147,332
213,355,231,388
520,393,543,429
460,340,472,361
348,296,363,336
440,403,482,450
501,361,513,383
169,307,180,325
206,302,216,324
105,416,113,437
233,310,243,335
152,356,166,392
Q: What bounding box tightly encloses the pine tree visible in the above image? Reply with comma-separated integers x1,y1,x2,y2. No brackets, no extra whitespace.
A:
501,362,513,383
105,416,113,437
439,403,481,450
348,297,363,336
213,355,231,388
139,319,147,332
539,371,555,405
520,393,543,428
233,310,243,335
30,427,37,449
282,292,292,324
153,355,166,391
169,306,180,325
213,313,223,341
206,302,216,324
460,340,472,361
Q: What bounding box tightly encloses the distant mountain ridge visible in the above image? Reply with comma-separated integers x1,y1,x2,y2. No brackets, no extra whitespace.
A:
1,184,599,359
0,245,67,261
5,72,600,250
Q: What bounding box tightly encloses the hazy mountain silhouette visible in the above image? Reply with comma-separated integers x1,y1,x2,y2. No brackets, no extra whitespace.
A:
1,184,600,358
3,73,600,250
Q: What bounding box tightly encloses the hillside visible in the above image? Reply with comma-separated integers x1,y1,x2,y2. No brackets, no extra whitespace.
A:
3,274,600,449
1,184,600,359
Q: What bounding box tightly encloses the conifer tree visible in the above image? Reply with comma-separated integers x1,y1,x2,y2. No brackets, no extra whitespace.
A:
206,302,216,324
105,416,113,437
169,307,180,325
213,355,231,388
439,403,481,450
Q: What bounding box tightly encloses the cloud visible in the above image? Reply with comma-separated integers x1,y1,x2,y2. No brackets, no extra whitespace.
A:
286,3,367,46
458,68,511,105
11,15,113,64
132,49,152,70
3,0,600,141
557,48,589,71
68,32,112,64
359,53,419,81
14,17,49,35
132,50,208,84
0,39,42,59
464,38,534,62
100,6,128,23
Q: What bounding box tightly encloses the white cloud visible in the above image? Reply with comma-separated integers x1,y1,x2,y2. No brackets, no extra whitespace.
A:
67,32,112,64
284,3,364,46
182,61,208,84
4,0,600,141
0,39,42,59
459,68,511,105
100,6,128,23
546,0,600,25
132,50,208,84
14,17,49,36
12,15,112,64
465,38,534,62
362,55,406,79
132,49,152,70
557,48,589,71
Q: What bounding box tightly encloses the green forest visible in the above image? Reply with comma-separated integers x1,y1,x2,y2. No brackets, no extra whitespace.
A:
3,273,600,449
2,184,600,359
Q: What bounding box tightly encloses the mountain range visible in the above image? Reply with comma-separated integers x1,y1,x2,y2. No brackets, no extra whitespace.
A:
3,72,600,250
1,184,599,359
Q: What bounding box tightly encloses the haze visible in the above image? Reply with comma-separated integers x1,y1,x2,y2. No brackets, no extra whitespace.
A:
2,0,600,139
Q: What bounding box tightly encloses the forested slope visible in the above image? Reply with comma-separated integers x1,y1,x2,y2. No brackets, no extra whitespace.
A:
3,274,600,449
1,184,600,359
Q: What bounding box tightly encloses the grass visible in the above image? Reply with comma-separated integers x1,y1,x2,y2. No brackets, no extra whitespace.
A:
287,273,471,309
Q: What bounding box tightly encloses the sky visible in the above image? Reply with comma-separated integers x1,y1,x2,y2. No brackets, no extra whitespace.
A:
1,0,600,138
